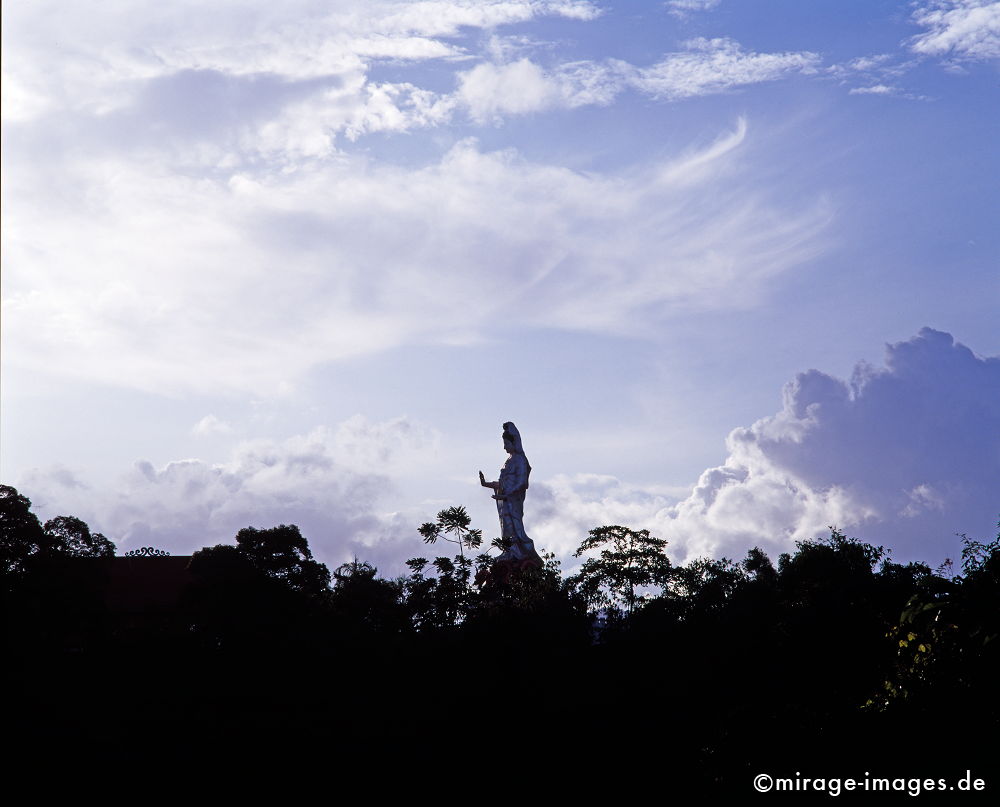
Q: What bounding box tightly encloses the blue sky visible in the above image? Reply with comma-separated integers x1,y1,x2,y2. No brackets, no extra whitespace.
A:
2,0,998,573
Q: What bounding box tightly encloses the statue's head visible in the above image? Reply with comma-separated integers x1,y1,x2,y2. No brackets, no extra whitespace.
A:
502,422,521,454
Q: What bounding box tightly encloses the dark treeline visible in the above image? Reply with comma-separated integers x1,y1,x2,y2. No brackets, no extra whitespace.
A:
3,484,998,797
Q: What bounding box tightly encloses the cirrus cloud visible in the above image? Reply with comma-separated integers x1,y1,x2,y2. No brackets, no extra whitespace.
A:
3,120,830,396
626,38,821,100
666,0,723,19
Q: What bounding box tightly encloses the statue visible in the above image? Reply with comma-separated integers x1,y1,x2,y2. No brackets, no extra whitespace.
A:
478,421,542,584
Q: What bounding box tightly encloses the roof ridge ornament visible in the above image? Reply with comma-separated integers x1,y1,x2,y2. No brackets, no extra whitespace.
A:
123,547,171,557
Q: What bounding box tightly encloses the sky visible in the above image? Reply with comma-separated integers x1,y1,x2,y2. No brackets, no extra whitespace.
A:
2,0,998,576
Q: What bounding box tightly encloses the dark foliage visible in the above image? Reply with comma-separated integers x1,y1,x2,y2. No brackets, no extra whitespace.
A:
1,484,47,582
41,515,116,559
566,524,672,617
3,483,997,797
234,523,331,596
328,559,410,637
418,505,483,557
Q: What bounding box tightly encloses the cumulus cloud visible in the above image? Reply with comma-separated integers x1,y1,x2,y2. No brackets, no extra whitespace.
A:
16,332,997,573
522,329,999,567
251,78,457,157
18,416,440,571
529,474,687,560
911,1,1000,61
457,59,561,120
456,58,621,121
3,122,829,395
660,328,1000,564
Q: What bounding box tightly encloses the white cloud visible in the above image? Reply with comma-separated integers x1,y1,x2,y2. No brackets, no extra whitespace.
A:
2,1,833,420
332,415,441,474
3,122,829,395
520,329,1000,567
846,54,894,72
253,78,458,157
659,329,1000,564
553,60,626,106
529,473,686,560
627,38,821,100
826,55,930,99
901,483,946,517
849,84,898,95
826,51,924,96
2,0,828,154
666,0,722,18
484,33,553,62
456,40,822,123
192,415,234,436
456,58,621,121
17,417,439,570
911,1,1000,61
0,0,599,129
377,0,601,36
458,59,560,121
17,332,997,573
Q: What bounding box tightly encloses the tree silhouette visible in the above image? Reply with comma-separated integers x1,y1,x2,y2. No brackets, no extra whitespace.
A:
418,506,483,559
329,559,409,636
41,516,115,559
401,554,476,629
234,524,331,596
1,485,46,582
668,555,746,621
5,477,998,790
566,525,672,616
1,488,114,567
873,526,1000,714
185,543,264,649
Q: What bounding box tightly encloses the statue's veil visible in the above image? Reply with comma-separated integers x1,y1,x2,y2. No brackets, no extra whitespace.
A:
502,421,531,483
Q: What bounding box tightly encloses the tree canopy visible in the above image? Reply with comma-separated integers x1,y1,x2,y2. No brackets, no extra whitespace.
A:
566,524,672,615
3,483,997,794
234,523,331,596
